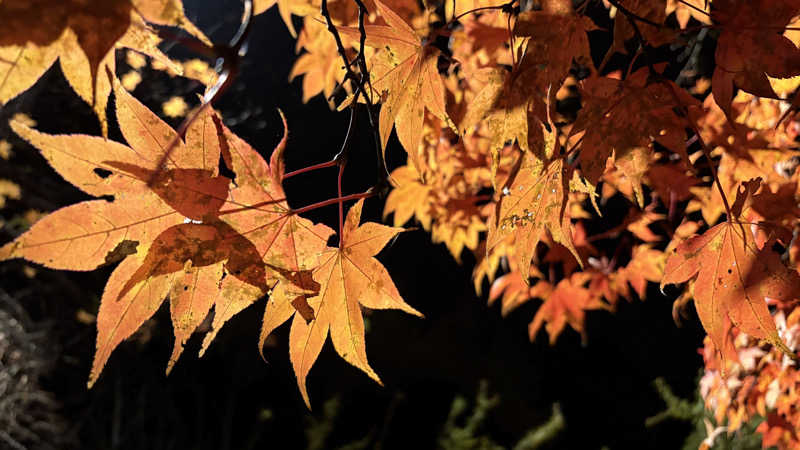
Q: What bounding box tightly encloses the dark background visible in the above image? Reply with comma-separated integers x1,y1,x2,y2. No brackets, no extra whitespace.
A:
0,1,708,449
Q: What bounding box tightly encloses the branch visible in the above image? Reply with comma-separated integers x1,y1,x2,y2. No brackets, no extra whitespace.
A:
605,0,663,29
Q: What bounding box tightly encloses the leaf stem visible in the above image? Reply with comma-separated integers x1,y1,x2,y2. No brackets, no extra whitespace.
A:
337,163,345,248
282,160,338,179
290,191,375,216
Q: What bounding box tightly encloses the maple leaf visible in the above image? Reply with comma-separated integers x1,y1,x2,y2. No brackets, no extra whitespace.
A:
260,199,422,407
528,272,607,344
431,201,487,262
647,163,698,203
619,244,664,299
211,110,336,360
0,0,207,135
513,0,596,121
460,68,532,187
1,80,243,383
486,127,580,281
383,164,433,229
600,0,675,66
711,0,800,121
337,0,456,172
488,269,546,317
290,17,352,105
662,179,800,362
0,79,334,385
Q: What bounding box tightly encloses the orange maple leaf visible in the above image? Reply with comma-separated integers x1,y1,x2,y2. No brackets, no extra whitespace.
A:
486,127,580,282
338,0,456,172
383,164,433,229
460,68,532,188
290,17,351,105
528,272,606,344
513,0,596,120
260,199,422,407
662,179,800,362
0,80,331,386
488,269,546,317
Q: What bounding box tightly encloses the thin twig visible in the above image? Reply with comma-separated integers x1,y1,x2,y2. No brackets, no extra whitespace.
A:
677,0,710,18
606,0,663,29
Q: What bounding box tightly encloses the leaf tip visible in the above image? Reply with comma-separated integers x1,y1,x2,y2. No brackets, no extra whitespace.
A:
299,381,312,410
87,371,99,389
0,241,17,262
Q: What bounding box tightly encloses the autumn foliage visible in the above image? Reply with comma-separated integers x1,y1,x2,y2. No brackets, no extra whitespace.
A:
4,0,800,446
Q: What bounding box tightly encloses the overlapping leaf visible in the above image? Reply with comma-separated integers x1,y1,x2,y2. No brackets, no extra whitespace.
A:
0,80,334,387
461,0,594,187
662,179,800,362
528,273,606,344
486,139,580,281
260,199,422,407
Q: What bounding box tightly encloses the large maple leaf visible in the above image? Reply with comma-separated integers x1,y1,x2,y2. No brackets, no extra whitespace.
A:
486,126,579,282
0,0,208,135
0,80,330,385
662,179,800,362
260,199,422,407
337,0,455,172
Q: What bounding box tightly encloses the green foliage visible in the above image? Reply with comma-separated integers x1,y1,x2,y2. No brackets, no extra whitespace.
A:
647,377,770,450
